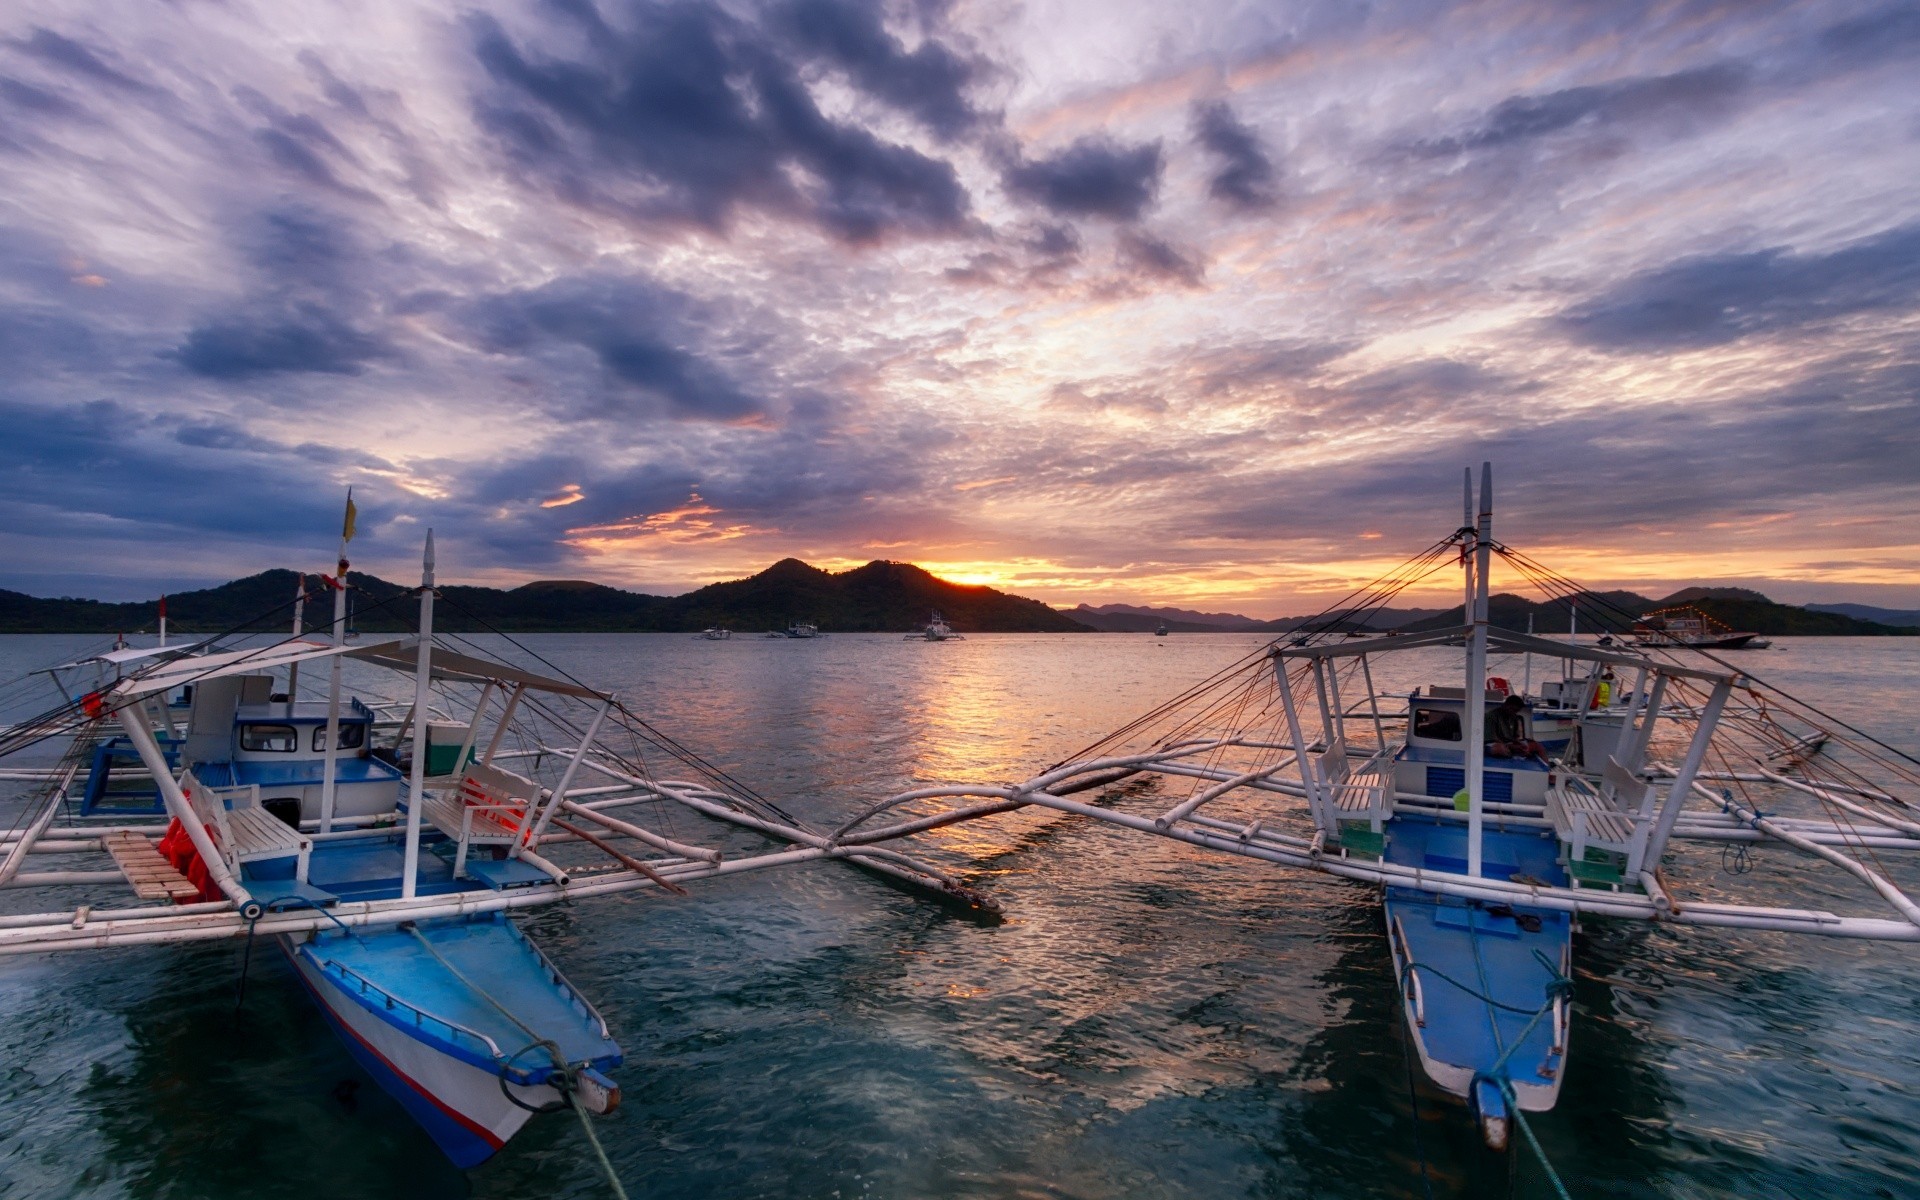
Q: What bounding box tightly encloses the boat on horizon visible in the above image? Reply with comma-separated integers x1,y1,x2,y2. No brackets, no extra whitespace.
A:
1631,604,1771,650
785,621,820,639
908,611,962,641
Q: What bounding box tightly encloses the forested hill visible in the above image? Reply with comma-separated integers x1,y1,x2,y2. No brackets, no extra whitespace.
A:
0,560,1092,634
1389,588,1918,636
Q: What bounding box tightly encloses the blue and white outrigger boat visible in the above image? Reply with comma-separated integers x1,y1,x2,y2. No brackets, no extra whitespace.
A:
821,464,1920,1159
0,522,993,1174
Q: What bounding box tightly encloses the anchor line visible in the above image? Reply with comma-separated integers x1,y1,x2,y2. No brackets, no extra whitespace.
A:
402,923,631,1199
1399,946,1578,1197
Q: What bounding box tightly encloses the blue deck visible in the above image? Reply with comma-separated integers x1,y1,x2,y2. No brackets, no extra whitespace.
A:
302,914,622,1071
1382,816,1571,1115
242,832,485,903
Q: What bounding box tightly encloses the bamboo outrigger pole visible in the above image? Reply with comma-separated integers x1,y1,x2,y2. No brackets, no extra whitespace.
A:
400,530,434,901
317,490,355,834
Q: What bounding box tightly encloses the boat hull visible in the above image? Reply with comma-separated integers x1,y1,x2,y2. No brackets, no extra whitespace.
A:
287,938,547,1166
1381,817,1571,1143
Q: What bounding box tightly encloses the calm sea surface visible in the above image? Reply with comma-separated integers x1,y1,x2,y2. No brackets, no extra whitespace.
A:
1,633,1916,1200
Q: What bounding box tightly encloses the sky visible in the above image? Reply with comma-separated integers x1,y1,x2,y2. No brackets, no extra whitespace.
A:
2,0,1918,617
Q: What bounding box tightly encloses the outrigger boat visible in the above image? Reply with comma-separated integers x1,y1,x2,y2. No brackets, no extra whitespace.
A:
0,525,993,1174
907,611,962,642
1633,605,1771,650
815,464,1920,1160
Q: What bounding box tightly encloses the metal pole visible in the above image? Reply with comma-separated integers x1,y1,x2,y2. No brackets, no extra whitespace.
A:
401,532,436,901
288,577,305,713
483,683,527,765
1465,463,1493,878
1643,679,1731,866
317,551,350,833
1274,655,1330,831
1623,673,1668,777
518,700,613,853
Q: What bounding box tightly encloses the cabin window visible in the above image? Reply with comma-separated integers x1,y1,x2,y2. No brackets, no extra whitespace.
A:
1412,708,1462,742
239,723,298,752
312,723,367,752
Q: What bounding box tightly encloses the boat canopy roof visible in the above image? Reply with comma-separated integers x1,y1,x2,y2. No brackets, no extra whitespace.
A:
106,635,608,703
1271,624,1742,684
46,642,205,672
347,640,610,700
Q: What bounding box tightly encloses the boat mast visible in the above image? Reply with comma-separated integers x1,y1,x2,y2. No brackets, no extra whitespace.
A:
1464,463,1493,878
401,530,435,900
287,577,306,715
317,492,355,834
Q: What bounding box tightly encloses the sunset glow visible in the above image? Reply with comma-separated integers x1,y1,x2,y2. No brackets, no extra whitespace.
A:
1,2,1915,611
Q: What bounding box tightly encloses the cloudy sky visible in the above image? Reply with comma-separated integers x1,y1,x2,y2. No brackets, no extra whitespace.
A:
2,0,1917,615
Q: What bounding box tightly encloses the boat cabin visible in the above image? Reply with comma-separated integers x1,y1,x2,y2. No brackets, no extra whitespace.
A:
1393,685,1552,807
178,674,402,827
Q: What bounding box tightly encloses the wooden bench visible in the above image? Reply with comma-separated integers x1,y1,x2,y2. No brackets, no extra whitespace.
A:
102,831,200,901
425,762,542,879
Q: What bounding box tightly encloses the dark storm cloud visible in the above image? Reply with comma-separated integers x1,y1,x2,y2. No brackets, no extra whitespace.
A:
173,310,387,378
452,277,765,420
1001,136,1162,220
170,208,393,380
1818,4,1920,67
774,0,984,138
1413,64,1752,157
467,1,972,241
0,399,354,541
1193,101,1277,210
1117,231,1204,288
10,27,158,96
1555,223,1920,352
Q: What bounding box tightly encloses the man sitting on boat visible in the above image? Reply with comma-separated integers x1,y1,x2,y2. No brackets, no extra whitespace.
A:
1485,694,1547,761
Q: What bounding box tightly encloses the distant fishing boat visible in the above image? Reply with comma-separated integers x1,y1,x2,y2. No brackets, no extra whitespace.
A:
699,626,732,640
0,505,994,1175
908,611,962,641
785,621,820,639
1632,605,1769,649
1155,622,1169,636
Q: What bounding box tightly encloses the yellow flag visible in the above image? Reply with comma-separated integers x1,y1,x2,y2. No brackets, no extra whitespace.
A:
342,490,358,543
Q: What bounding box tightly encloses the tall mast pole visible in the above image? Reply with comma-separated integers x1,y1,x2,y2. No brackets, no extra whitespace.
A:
287,577,306,715
1464,462,1494,878
401,530,435,900
317,493,354,833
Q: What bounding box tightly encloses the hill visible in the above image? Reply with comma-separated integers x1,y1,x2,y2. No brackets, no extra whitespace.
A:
1067,603,1266,632
1806,602,1920,628
0,560,1090,635
1390,590,1918,636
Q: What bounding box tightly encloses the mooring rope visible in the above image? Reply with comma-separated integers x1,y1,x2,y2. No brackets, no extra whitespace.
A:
402,922,630,1198
1399,938,1578,1198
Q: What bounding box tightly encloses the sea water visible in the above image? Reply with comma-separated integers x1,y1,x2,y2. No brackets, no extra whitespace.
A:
0,633,1915,1199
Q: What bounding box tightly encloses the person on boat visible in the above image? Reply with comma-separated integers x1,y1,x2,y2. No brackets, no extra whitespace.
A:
1590,668,1616,709
1485,695,1546,761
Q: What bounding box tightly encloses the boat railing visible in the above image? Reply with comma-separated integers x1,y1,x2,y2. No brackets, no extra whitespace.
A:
506,920,614,1041
1391,915,1426,1027
319,957,507,1060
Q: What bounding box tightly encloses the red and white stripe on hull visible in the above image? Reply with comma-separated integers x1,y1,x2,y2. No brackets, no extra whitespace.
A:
287,940,558,1165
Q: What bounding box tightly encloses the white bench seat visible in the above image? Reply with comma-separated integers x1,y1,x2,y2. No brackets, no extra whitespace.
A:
426,762,542,879
1547,757,1657,879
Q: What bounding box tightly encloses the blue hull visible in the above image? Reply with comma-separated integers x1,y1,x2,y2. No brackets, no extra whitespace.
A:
1381,816,1572,1141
